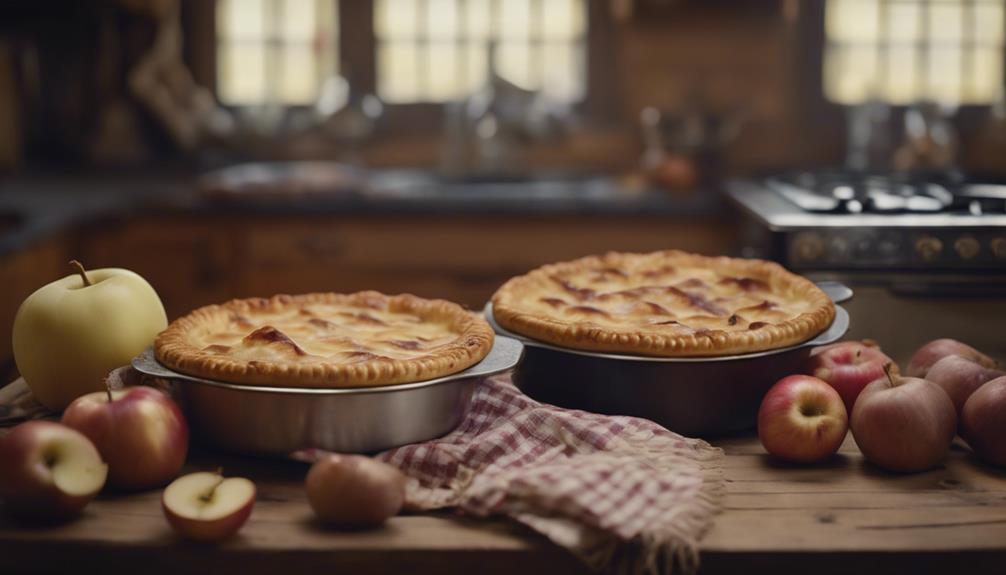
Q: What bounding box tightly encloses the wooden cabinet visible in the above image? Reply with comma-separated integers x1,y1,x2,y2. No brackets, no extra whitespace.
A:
74,216,240,321
0,236,69,381
79,212,735,314
237,214,735,307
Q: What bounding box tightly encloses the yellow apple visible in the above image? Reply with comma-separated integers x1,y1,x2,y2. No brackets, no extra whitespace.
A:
12,261,168,411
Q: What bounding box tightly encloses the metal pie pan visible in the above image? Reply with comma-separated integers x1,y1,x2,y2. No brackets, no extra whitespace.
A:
484,282,851,437
132,336,524,456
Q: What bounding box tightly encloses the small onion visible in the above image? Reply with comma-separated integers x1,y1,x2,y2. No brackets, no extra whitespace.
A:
305,454,407,529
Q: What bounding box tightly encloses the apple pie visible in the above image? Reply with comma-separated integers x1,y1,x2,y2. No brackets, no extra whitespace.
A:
491,250,834,357
155,291,494,387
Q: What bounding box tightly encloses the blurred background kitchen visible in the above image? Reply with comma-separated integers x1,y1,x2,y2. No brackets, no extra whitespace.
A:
0,0,1004,380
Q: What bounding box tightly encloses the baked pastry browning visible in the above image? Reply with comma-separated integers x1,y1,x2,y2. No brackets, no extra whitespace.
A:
155,292,494,387
491,251,835,357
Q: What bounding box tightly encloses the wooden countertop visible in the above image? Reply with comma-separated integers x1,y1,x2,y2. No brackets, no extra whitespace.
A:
1,434,1003,575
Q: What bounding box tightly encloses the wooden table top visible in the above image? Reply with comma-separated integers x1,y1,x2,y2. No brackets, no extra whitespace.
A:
1,434,1004,575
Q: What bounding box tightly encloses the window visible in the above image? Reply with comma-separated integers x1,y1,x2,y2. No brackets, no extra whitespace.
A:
211,0,597,112
216,0,339,105
374,0,587,104
824,0,1005,105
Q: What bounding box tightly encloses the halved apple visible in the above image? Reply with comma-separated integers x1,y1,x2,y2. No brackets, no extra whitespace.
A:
161,471,255,541
0,420,108,521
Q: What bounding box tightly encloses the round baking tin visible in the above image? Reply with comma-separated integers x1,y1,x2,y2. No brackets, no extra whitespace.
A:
484,282,851,437
132,335,524,456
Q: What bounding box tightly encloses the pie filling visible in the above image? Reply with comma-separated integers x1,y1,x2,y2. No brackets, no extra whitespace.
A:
155,292,494,388
491,250,835,357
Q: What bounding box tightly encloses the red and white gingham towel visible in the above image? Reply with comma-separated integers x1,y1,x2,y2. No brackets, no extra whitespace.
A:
377,375,723,575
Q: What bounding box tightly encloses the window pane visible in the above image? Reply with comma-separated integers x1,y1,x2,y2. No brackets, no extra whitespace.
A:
427,0,459,39
496,41,536,89
542,42,582,101
378,42,421,102
218,41,267,104
970,46,1003,101
427,42,462,100
317,0,339,80
825,45,879,104
927,47,964,103
929,3,963,43
884,45,918,104
218,0,267,40
280,0,317,40
376,0,419,39
464,42,488,93
974,3,1005,43
887,3,920,43
826,0,879,42
464,0,491,39
277,44,318,103
542,0,585,39
499,0,531,39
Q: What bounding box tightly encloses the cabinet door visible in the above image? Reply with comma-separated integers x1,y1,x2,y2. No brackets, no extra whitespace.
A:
0,237,67,380
241,215,735,307
77,217,238,320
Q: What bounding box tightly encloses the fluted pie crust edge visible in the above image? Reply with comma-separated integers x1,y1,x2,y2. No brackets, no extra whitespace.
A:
155,292,495,388
491,251,835,357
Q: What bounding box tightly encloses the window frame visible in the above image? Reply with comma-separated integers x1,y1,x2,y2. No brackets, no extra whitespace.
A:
185,0,619,136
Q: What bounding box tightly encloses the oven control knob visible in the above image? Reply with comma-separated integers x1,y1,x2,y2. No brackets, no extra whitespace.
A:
915,236,943,261
829,236,850,260
992,237,1006,260
954,236,981,260
793,233,824,262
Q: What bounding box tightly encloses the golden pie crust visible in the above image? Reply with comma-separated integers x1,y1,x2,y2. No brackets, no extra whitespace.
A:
155,292,494,388
491,250,835,357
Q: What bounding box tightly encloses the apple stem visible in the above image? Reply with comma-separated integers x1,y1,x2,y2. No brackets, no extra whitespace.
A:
105,376,113,403
883,362,898,387
200,468,226,503
69,260,92,287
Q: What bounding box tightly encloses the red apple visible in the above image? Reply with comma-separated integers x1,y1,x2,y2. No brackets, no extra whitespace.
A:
757,375,849,463
0,421,108,521
961,376,1006,467
906,339,999,378
62,380,188,491
925,355,1005,416
305,454,407,529
805,340,895,414
162,471,255,542
851,365,956,473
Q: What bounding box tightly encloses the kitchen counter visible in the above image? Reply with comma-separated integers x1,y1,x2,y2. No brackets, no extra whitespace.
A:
0,170,729,258
1,434,1003,575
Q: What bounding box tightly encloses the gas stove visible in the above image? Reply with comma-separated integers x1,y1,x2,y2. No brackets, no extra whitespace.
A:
728,172,1006,272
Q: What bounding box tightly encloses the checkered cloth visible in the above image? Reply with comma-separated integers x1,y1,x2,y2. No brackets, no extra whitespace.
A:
377,375,723,575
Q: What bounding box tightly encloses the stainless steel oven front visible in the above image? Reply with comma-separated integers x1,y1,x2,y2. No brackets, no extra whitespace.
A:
729,180,1006,364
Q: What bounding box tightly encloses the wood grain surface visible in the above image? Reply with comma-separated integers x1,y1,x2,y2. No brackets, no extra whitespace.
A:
0,433,1003,575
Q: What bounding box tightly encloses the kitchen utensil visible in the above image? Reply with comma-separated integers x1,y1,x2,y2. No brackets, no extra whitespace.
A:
482,284,850,437
131,336,524,456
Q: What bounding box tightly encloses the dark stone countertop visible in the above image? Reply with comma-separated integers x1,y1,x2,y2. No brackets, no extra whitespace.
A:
0,169,732,257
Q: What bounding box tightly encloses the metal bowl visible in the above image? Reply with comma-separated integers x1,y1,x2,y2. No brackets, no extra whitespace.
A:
131,336,524,456
484,282,852,437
